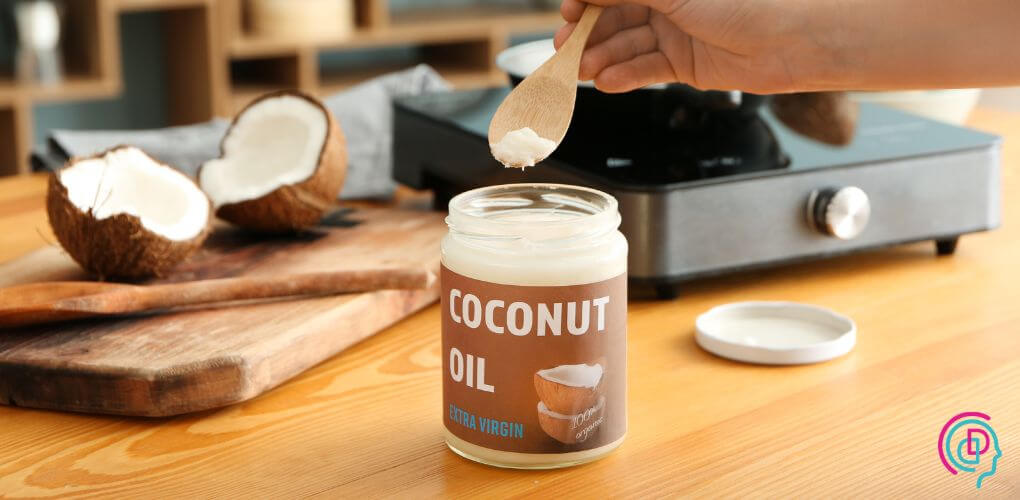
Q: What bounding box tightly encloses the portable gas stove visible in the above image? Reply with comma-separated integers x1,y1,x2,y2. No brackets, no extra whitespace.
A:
393,88,1001,298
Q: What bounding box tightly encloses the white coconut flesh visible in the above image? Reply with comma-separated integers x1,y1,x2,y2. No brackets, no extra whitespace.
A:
537,363,603,388
538,396,606,419
60,147,209,241
200,94,329,207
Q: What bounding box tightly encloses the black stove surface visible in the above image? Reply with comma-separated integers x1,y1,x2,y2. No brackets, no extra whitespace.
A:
395,88,998,190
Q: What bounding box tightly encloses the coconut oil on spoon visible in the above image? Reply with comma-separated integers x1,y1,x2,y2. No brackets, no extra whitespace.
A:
487,5,603,168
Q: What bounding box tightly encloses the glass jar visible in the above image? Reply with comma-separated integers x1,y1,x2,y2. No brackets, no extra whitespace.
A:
441,183,628,469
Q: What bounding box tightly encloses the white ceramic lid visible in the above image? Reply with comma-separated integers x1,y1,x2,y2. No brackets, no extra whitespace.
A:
695,301,856,365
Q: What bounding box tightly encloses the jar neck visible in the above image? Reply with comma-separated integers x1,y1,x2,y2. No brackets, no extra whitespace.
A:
445,184,621,250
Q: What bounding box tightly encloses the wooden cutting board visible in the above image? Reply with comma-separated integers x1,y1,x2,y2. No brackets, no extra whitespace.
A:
0,207,446,417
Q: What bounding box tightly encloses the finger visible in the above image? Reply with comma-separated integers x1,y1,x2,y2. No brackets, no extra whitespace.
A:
586,4,650,46
559,3,656,59
579,25,657,81
561,0,587,22
554,22,575,50
563,0,678,15
594,52,679,93
556,4,651,50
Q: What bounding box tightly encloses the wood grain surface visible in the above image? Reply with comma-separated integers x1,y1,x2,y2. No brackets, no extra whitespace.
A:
0,109,1018,496
0,207,446,416
0,268,434,328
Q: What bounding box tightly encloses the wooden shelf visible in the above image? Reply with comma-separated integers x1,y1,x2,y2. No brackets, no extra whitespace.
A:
229,9,560,58
115,0,210,11
231,27,488,58
389,6,561,31
224,6,551,113
1,0,559,176
0,0,116,175
229,83,288,113
0,77,120,105
0,0,224,175
231,66,506,114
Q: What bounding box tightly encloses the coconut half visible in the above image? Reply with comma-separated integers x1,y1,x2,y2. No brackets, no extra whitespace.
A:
47,146,212,280
537,396,606,445
199,90,347,233
534,363,604,415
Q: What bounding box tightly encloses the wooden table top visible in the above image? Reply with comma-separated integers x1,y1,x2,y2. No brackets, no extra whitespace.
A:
1,109,1018,497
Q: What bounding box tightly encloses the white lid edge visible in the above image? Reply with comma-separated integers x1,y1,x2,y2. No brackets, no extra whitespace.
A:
695,301,857,365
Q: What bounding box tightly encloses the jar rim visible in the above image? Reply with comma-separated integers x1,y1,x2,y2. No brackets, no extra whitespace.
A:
446,183,620,245
448,183,618,224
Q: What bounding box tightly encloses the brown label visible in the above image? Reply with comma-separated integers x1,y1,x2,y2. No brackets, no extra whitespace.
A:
441,265,626,454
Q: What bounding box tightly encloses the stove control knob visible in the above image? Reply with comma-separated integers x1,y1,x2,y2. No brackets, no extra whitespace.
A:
809,187,871,239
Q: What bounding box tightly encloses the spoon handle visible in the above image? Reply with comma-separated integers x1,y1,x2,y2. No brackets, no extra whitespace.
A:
558,5,604,58
98,268,436,313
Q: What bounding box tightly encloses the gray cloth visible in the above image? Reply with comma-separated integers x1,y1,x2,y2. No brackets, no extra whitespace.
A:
40,64,450,199
324,64,449,198
49,120,230,175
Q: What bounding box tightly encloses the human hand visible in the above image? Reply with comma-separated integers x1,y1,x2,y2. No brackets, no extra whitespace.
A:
557,0,1020,93
555,0,826,94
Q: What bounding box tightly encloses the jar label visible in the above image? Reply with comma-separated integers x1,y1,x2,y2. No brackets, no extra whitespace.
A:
441,265,627,454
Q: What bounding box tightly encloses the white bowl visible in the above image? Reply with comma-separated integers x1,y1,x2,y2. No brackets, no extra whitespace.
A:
496,39,554,80
495,39,667,89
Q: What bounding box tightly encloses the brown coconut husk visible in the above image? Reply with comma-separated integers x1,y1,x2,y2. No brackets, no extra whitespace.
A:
209,90,347,233
46,146,212,281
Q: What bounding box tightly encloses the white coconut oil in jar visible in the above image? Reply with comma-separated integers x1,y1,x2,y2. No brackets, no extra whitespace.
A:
441,183,628,469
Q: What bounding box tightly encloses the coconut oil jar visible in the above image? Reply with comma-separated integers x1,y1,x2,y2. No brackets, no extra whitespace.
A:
441,183,628,469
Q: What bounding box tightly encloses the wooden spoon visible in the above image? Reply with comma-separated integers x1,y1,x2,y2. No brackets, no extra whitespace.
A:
0,268,435,328
487,4,603,158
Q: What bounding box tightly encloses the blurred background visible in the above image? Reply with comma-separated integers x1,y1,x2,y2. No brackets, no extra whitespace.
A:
0,0,1017,176
0,0,562,175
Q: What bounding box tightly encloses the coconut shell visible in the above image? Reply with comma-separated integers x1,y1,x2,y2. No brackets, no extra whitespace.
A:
534,369,604,415
770,91,859,146
212,91,347,233
536,397,606,445
46,147,212,281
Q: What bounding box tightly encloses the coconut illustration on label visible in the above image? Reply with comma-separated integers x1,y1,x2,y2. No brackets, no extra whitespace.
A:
534,363,606,444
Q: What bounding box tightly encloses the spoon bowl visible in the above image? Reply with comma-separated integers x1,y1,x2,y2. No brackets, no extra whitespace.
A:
487,5,602,160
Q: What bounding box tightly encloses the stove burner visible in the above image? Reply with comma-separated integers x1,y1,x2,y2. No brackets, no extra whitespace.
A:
551,89,789,185
392,88,1000,298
